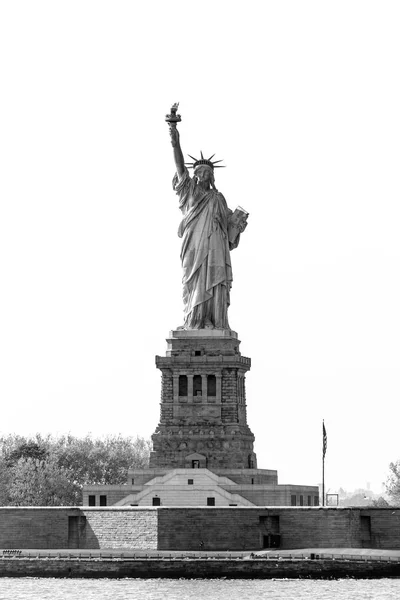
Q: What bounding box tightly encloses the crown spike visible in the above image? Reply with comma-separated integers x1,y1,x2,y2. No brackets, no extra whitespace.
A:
185,152,225,169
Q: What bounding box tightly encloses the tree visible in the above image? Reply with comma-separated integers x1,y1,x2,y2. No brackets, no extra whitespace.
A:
8,456,81,506
53,434,151,486
6,441,48,465
386,461,400,505
0,433,150,506
371,496,390,508
0,458,11,505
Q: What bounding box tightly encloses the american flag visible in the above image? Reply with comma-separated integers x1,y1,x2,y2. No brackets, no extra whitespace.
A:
323,421,327,459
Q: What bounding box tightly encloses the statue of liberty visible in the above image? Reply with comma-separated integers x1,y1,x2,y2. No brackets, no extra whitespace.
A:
166,104,248,331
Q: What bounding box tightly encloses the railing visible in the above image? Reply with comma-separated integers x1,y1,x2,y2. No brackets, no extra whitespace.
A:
251,553,400,562
2,550,400,562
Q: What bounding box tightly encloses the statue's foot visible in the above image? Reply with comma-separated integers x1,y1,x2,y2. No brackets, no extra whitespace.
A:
203,319,214,330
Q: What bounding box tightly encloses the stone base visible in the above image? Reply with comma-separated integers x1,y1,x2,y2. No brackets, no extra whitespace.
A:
83,468,319,508
166,329,240,357
150,430,256,470
150,329,256,470
170,329,239,338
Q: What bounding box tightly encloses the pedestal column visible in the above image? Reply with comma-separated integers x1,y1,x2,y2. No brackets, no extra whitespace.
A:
150,329,256,470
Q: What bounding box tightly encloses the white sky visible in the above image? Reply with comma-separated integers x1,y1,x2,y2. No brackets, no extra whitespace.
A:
1,1,399,495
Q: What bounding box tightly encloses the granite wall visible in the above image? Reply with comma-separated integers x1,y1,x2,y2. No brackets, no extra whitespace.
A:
2,557,400,579
1,507,400,551
0,508,158,550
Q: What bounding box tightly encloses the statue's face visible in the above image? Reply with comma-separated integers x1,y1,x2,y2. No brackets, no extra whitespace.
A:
194,166,213,183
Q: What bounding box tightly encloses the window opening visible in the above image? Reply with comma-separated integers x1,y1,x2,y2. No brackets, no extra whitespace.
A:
193,375,202,396
179,375,188,396
207,374,216,396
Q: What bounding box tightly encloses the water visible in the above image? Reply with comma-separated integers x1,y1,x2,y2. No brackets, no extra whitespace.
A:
0,578,399,600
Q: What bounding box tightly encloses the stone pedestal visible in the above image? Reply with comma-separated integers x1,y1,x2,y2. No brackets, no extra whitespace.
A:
150,329,257,470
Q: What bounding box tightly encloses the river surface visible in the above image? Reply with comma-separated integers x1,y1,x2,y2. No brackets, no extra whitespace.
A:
0,578,400,599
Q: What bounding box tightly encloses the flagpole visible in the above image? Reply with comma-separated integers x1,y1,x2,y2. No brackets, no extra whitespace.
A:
322,446,325,507
322,419,327,507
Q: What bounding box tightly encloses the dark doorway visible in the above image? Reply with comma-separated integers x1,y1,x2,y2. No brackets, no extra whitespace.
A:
361,515,372,546
68,516,86,549
263,534,281,549
152,497,161,506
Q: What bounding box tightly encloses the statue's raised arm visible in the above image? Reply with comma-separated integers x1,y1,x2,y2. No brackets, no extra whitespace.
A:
166,103,185,179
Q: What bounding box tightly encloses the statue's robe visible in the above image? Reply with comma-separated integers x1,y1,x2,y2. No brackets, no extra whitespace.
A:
173,169,239,330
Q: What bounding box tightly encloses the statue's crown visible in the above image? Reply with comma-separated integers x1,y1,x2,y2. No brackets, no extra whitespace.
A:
185,152,225,170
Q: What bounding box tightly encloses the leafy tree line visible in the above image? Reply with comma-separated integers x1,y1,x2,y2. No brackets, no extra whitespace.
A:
334,462,400,508
0,434,150,506
387,460,400,505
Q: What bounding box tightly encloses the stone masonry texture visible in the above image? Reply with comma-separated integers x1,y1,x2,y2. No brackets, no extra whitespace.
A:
150,331,257,470
3,558,400,579
1,507,400,551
